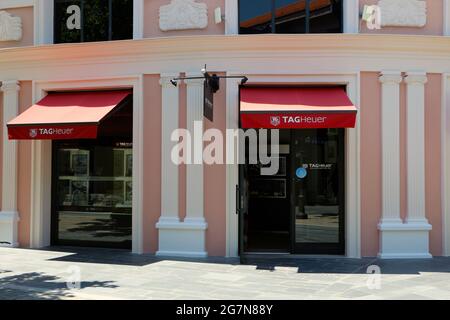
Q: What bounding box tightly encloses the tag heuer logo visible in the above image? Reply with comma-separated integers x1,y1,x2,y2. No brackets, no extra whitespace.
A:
270,116,281,127
29,129,38,138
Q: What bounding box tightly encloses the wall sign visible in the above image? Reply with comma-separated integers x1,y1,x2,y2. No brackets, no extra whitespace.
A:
204,79,214,122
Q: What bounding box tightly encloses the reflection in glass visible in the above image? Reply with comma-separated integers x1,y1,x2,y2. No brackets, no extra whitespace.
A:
239,0,273,34
238,0,343,34
54,0,133,43
292,129,342,244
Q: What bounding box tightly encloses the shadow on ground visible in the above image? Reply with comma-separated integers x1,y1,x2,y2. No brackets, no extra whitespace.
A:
242,256,450,275
46,246,240,267
0,272,117,300
41,247,450,276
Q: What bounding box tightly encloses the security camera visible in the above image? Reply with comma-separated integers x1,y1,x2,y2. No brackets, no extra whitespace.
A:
170,79,178,87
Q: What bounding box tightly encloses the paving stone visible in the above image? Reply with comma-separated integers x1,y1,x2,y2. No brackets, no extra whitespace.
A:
1,248,450,300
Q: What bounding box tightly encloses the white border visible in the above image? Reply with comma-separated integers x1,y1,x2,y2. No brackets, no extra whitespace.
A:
444,0,450,36
443,74,450,256
29,76,144,254
133,0,144,39
225,74,361,258
0,0,34,10
343,0,360,33
225,0,238,35
34,0,53,45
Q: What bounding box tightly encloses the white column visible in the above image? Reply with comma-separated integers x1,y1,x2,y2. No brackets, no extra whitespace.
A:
444,0,450,36
377,72,417,259
343,0,360,33
157,74,180,225
34,0,54,45
185,74,206,226
405,72,431,227
155,73,207,258
133,0,144,39
378,72,432,259
379,71,403,226
0,80,20,247
225,0,239,35
156,73,182,256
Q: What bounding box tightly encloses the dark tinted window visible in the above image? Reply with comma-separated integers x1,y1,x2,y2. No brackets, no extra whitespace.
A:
239,0,342,34
54,0,133,43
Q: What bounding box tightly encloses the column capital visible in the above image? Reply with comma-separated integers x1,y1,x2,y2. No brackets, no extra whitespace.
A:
1,80,20,93
184,73,204,86
379,71,403,84
405,72,428,85
159,73,179,88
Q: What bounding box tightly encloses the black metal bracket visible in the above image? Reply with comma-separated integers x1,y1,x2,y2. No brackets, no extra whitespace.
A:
170,65,248,91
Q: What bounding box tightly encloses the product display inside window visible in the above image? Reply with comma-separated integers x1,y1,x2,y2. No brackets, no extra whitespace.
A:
54,144,132,247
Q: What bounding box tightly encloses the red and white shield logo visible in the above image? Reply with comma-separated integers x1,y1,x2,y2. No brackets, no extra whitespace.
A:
29,129,38,138
270,116,281,127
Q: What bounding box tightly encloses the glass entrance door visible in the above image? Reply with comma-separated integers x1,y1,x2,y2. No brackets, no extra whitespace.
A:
290,129,345,254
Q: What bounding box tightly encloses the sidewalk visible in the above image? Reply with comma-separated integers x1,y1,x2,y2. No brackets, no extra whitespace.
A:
1,247,450,300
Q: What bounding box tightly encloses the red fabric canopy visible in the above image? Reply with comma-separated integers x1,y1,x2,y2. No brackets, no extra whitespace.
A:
240,87,357,129
7,90,131,140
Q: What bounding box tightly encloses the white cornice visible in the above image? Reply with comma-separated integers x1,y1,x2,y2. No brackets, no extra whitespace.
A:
1,34,450,78
1,34,450,62
0,0,34,10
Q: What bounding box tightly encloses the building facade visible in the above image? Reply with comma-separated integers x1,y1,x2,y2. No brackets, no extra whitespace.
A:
0,0,449,259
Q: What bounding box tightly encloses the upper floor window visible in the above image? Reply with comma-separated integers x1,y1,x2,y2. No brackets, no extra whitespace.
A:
54,0,133,43
239,0,343,34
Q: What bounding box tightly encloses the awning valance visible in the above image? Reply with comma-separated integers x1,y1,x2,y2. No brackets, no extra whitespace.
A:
240,87,357,129
7,90,131,140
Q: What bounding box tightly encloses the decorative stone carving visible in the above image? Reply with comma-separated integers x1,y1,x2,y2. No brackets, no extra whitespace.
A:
159,0,208,32
0,11,22,41
378,0,427,27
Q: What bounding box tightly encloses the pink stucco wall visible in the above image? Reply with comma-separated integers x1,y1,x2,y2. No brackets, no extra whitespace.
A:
143,75,162,253
425,74,442,256
360,72,444,257
142,72,226,256
359,0,443,35
143,0,225,38
0,7,34,49
17,81,32,247
360,72,382,257
204,75,227,257
0,92,3,211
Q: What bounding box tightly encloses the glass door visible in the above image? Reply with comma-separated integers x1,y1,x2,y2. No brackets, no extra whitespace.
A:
290,129,345,254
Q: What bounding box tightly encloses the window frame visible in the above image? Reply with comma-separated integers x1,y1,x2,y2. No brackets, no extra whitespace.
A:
238,0,344,34
53,0,133,44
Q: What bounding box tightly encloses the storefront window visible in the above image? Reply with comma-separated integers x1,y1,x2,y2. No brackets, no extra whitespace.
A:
54,0,133,43
239,0,343,34
54,142,132,248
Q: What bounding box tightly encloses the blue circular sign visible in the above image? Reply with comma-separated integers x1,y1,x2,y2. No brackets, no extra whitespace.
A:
296,167,307,179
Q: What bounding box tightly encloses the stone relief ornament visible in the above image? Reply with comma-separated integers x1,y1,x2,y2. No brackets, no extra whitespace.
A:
378,0,427,27
159,0,208,31
0,11,22,41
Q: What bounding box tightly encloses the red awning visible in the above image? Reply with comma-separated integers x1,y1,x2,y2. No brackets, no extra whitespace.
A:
240,87,357,129
7,90,131,140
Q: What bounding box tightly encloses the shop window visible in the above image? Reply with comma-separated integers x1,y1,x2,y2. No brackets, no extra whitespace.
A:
54,0,133,43
239,0,343,34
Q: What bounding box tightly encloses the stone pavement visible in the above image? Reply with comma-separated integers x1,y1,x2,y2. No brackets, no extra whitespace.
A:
1,247,450,300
